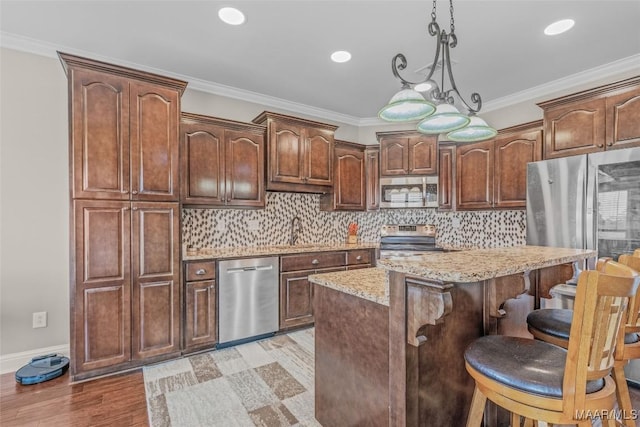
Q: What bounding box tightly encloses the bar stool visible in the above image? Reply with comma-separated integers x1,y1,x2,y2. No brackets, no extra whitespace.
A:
464,268,639,427
526,257,640,427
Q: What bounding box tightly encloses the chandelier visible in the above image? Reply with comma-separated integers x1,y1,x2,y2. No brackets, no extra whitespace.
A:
378,0,497,142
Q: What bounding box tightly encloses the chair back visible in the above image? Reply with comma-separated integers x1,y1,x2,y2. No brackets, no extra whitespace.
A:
634,249,640,258
563,268,639,415
617,254,640,331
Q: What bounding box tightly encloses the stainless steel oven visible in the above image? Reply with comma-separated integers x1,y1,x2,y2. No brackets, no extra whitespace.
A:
379,176,438,208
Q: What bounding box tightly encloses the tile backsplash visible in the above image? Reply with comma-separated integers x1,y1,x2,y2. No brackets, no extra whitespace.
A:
183,192,526,249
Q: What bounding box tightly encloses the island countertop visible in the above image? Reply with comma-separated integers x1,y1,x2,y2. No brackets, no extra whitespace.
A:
376,245,597,283
309,267,389,306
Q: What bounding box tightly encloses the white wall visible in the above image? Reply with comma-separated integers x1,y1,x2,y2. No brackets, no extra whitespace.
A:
1,48,70,355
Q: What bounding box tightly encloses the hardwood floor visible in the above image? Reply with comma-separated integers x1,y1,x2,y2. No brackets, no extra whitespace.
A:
1,367,640,426
0,370,148,426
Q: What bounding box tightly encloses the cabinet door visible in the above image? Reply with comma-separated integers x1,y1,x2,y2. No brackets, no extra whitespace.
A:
333,146,365,210
305,127,334,186
226,129,265,207
606,86,640,150
180,122,225,205
494,130,542,208
269,120,305,186
70,69,130,200
456,140,494,210
365,148,380,210
380,138,409,176
73,200,131,373
543,98,606,159
438,145,456,210
131,202,180,360
129,82,180,201
280,271,315,329
408,135,437,175
184,280,216,349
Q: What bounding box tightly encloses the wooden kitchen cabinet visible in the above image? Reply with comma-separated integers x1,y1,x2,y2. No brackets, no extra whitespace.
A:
181,113,265,208
71,200,180,379
183,261,216,352
62,53,186,381
539,76,640,159
279,249,375,329
365,147,380,210
438,144,456,210
377,131,437,176
456,121,542,210
252,111,337,193
61,53,186,202
320,141,366,211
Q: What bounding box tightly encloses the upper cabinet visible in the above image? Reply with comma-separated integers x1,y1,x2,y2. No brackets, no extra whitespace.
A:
539,77,640,159
180,113,265,208
438,144,456,211
377,131,437,176
454,121,542,210
320,141,366,211
365,147,380,211
252,111,337,193
60,52,187,202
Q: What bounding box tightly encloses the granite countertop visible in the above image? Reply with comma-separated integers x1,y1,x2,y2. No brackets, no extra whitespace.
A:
376,245,597,283
309,267,389,306
183,242,378,261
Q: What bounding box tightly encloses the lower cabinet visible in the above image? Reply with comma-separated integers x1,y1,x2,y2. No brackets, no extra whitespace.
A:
279,249,375,329
71,200,180,380
183,261,217,352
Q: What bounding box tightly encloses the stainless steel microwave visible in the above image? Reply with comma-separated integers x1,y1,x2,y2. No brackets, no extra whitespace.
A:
379,176,438,208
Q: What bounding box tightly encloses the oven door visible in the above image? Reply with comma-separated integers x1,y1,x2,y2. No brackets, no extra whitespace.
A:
379,176,438,208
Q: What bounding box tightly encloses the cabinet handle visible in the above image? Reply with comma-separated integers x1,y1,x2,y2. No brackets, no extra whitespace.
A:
196,269,207,275
132,207,138,211
311,259,319,265
356,255,362,261
132,190,138,195
122,190,129,194
606,142,613,147
597,144,604,148
122,207,130,211
209,284,215,289
304,177,309,182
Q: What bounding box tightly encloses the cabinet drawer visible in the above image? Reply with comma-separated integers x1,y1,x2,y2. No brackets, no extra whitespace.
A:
280,252,346,272
185,261,216,281
347,250,371,265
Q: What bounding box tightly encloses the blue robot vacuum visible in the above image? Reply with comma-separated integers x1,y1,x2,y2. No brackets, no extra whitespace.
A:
15,353,70,385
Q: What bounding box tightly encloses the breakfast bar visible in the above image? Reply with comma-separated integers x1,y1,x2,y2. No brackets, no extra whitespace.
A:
309,245,597,427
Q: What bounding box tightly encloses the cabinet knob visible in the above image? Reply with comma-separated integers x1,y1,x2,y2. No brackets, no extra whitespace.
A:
209,284,215,289
132,190,138,195
311,259,319,265
132,207,138,211
304,177,309,182
122,190,129,194
597,144,604,148
606,142,613,147
196,269,206,275
356,255,362,261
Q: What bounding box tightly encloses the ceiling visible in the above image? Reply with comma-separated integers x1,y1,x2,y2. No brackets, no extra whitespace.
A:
1,1,639,124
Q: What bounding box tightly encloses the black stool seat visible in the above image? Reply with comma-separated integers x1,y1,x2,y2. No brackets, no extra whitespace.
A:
464,335,605,398
527,309,640,344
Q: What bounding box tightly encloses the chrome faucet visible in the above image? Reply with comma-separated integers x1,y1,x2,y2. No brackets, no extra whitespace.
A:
290,216,302,245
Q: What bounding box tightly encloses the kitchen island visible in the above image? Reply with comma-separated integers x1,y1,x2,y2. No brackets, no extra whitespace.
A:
308,245,597,427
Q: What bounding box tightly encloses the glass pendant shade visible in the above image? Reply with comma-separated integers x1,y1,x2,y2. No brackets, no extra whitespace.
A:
378,88,436,122
416,103,470,134
446,116,498,142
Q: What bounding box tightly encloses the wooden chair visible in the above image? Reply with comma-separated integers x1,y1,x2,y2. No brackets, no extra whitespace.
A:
465,268,639,427
527,257,640,427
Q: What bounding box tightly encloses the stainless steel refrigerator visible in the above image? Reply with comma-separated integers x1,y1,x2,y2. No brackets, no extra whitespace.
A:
526,146,640,382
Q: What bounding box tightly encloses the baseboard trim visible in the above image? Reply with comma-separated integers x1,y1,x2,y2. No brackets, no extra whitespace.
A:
0,344,70,374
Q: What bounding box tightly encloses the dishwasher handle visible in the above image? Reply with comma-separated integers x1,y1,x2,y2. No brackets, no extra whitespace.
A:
225,264,274,274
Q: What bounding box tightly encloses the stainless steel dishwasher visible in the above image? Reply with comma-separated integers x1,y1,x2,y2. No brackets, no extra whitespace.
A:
218,256,279,345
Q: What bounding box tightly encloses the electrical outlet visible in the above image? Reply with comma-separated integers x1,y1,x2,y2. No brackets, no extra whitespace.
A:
451,217,461,228
248,220,259,230
32,311,47,328
216,220,226,231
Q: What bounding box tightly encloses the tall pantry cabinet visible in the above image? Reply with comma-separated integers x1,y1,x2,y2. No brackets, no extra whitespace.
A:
60,53,187,380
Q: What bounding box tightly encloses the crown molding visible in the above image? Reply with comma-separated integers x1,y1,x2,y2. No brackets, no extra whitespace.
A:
0,31,362,127
3,32,638,128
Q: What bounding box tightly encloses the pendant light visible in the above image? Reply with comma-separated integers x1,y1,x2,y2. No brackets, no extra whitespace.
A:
379,0,496,141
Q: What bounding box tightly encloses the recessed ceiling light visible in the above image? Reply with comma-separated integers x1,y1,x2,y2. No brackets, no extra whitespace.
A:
218,7,245,25
544,19,575,36
331,51,352,63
